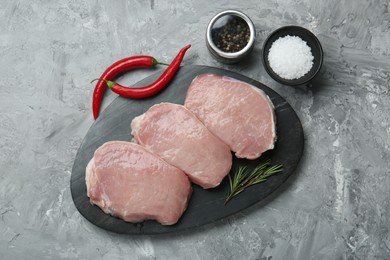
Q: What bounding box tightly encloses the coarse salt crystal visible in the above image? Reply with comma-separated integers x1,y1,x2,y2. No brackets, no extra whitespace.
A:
268,35,314,80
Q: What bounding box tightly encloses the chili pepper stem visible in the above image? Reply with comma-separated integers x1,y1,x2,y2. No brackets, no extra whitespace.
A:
152,57,169,66
91,78,116,88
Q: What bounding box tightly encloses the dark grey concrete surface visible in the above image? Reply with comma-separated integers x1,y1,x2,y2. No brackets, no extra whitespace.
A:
1,0,389,259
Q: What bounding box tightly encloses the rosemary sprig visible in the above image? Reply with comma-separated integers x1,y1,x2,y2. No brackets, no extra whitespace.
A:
225,159,283,204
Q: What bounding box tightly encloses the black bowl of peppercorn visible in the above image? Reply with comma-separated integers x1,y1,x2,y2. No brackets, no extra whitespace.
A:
206,10,256,64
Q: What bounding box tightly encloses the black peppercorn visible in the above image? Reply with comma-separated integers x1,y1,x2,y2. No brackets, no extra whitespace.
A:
212,17,250,53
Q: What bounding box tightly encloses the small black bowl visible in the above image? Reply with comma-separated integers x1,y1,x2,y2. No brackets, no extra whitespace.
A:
262,26,323,86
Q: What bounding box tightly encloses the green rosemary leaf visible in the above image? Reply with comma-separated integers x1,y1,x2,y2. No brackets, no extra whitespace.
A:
228,173,233,191
225,160,283,205
234,166,247,186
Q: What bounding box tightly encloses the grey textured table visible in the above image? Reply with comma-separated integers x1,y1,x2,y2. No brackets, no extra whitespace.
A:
1,1,389,259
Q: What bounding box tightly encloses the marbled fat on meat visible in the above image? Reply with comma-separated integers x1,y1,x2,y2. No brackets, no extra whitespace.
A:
131,103,232,189
86,141,192,225
185,74,276,160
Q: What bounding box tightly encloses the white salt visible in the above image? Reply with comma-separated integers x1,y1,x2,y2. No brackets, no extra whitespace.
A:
268,35,314,80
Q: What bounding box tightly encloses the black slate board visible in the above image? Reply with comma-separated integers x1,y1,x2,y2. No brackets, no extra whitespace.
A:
70,65,304,235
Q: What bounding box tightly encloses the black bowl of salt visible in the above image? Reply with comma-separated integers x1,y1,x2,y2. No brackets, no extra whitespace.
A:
262,26,323,86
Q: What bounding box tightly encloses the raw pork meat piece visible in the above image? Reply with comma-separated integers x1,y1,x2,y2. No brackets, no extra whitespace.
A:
131,103,232,189
184,74,276,159
86,141,192,225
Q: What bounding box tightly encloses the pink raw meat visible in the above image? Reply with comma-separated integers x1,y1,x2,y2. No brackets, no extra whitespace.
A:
184,74,276,159
86,141,192,225
131,103,232,189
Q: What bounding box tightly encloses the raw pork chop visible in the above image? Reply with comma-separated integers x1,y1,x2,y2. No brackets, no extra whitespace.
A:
184,74,276,159
86,141,192,225
131,103,232,189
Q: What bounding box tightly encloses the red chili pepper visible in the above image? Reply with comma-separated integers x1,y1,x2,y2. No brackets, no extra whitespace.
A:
92,56,167,120
106,44,191,98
